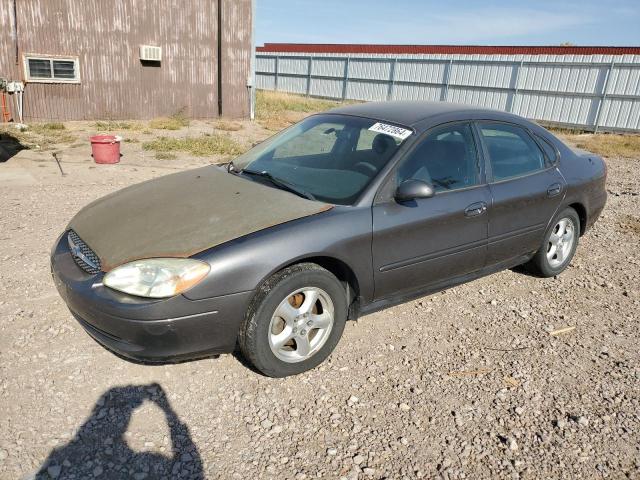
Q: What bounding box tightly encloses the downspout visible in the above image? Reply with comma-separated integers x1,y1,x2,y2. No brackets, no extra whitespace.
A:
249,0,256,120
217,0,223,116
13,0,19,65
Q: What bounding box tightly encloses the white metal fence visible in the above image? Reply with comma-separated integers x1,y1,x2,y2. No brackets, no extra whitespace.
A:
256,52,640,133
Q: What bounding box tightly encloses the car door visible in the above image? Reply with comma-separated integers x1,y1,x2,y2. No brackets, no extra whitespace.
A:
475,121,566,266
372,122,491,300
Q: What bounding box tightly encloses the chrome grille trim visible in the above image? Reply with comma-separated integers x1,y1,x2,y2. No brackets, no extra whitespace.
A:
67,230,102,275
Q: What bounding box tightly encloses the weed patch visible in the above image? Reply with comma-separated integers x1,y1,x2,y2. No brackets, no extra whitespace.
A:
155,152,177,160
94,121,143,131
143,135,246,157
257,91,340,116
1,123,75,150
256,91,343,131
37,122,66,131
149,109,190,130
213,120,243,131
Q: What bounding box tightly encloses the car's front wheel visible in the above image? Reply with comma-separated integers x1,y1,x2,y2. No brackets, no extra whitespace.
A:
526,207,580,277
238,263,347,377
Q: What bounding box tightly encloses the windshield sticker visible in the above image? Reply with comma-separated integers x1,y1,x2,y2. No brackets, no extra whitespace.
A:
368,122,413,140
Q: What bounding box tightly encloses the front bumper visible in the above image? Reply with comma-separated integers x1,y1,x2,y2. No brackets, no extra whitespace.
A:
51,233,253,363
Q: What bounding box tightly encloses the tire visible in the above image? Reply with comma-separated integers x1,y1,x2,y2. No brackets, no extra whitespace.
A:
238,263,348,377
526,207,580,277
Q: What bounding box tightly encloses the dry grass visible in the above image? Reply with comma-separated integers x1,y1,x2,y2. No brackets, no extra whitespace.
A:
256,90,343,131
1,123,76,150
94,121,143,131
257,90,341,114
149,117,186,130
142,134,246,157
37,122,66,131
213,120,243,131
560,133,640,159
149,109,190,130
154,152,177,160
546,126,588,136
257,117,293,132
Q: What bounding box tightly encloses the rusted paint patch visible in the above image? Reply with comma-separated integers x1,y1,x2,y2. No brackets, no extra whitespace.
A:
68,166,333,271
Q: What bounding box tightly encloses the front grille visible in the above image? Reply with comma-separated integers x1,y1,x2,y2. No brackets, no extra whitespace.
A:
67,230,102,274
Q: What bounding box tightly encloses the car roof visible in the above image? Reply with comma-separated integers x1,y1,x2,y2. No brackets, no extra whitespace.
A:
326,100,518,129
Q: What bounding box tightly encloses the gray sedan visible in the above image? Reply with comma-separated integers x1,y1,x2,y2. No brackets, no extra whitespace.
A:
51,101,607,377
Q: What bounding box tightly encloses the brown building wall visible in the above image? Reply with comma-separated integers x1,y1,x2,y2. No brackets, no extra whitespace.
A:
221,0,253,119
0,0,252,121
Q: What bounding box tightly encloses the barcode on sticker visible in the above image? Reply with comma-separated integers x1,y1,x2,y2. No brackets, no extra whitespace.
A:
368,122,412,140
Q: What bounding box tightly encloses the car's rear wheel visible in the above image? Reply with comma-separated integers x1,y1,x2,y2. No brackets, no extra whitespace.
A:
238,263,347,377
526,207,580,277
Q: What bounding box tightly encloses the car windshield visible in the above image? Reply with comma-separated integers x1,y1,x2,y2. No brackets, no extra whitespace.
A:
233,114,412,205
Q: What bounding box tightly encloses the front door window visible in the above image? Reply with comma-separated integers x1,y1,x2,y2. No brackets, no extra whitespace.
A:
397,123,479,192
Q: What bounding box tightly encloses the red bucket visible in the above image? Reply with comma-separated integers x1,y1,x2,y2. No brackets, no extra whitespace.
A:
90,135,121,164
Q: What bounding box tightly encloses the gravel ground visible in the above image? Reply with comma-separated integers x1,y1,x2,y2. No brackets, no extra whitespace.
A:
0,126,638,480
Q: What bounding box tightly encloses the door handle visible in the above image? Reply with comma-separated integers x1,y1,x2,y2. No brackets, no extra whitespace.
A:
547,183,562,197
464,202,487,217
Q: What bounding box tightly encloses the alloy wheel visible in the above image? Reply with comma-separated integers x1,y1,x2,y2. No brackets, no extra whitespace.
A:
268,287,334,363
547,217,576,268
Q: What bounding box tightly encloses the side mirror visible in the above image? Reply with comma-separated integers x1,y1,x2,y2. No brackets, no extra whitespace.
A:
394,179,435,203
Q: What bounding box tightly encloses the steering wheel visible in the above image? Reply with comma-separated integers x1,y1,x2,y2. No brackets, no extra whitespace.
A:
353,161,378,176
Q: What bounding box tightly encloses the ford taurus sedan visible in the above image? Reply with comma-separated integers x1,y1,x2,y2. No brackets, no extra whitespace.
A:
51,101,607,377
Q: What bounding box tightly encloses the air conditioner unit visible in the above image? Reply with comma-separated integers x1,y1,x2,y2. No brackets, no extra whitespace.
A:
6,81,24,93
139,45,162,62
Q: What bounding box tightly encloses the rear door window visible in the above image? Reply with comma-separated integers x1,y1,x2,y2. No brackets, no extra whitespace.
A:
534,134,559,165
479,123,545,181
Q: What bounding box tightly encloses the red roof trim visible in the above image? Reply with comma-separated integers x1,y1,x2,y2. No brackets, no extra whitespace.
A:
257,43,640,56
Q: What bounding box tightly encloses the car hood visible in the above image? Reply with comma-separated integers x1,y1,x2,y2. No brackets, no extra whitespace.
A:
68,166,332,271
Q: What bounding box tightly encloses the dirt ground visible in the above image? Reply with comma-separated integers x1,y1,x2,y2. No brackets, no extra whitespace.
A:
0,120,638,480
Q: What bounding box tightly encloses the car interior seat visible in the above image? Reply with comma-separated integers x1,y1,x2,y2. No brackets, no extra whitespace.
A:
353,133,397,176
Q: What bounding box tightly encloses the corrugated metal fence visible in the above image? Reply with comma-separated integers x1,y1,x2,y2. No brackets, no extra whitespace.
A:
256,52,640,132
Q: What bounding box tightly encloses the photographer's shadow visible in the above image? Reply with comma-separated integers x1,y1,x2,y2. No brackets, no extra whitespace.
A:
36,383,203,479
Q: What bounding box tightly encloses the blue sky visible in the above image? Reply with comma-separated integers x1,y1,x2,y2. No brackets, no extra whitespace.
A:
256,0,640,46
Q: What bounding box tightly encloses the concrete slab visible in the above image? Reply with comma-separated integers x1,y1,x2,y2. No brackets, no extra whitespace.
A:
0,165,37,186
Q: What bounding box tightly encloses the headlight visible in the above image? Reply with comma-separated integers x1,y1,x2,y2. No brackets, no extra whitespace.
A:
103,258,210,298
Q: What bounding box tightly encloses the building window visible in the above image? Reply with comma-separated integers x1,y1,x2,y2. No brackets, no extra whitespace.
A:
23,55,80,83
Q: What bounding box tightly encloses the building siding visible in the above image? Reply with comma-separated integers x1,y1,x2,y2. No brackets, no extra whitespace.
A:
0,0,252,121
220,0,252,119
